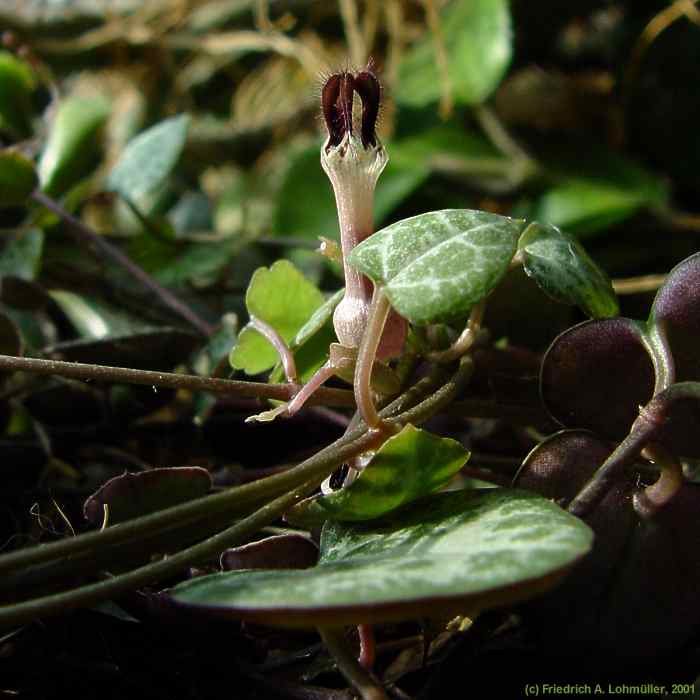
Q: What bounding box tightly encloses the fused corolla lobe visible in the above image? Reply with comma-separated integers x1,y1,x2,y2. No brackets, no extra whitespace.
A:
321,64,381,150
354,69,381,148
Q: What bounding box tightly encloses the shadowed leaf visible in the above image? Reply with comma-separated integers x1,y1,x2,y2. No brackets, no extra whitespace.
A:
168,489,592,627
287,425,469,525
84,466,212,526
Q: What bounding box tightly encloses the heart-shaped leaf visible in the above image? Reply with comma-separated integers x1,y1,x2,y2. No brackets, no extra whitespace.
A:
230,260,326,376
540,318,656,440
84,466,212,526
0,151,38,207
168,489,593,627
106,114,190,208
396,0,512,108
348,209,525,325
518,222,618,318
38,96,110,196
286,425,469,526
650,252,700,383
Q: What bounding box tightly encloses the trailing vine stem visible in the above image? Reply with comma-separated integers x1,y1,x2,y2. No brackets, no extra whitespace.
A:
0,354,353,406
0,480,317,630
0,361,472,619
0,353,542,425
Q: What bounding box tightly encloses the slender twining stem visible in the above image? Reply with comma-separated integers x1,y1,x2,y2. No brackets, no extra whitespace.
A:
0,362,466,582
0,352,531,425
318,627,388,700
0,362,471,627
248,316,297,383
0,354,353,406
634,443,685,517
32,190,214,337
426,300,486,364
0,480,316,630
354,289,392,429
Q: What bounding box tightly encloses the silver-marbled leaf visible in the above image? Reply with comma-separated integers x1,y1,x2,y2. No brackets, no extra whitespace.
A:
348,209,525,325
167,489,592,627
518,222,619,319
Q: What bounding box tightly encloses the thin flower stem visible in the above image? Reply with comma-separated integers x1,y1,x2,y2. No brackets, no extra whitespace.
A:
318,627,388,700
31,190,214,337
248,316,297,383
354,290,392,429
0,354,354,406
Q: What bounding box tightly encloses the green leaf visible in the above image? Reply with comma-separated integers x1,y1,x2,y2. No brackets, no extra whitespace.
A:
83,466,212,526
533,158,668,237
38,96,110,196
518,222,618,318
348,209,525,325
106,114,190,208
230,260,325,375
168,489,593,627
0,51,35,136
287,425,469,526
0,228,44,280
0,151,38,207
396,0,512,108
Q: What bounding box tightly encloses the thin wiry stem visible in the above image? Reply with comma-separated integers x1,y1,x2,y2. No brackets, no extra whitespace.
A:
0,354,353,406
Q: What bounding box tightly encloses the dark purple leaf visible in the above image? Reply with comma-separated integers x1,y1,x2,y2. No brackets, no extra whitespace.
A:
221,534,319,571
83,466,212,526
540,318,655,440
650,252,700,383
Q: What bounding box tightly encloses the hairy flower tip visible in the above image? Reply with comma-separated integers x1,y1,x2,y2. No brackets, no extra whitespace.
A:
321,64,382,150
